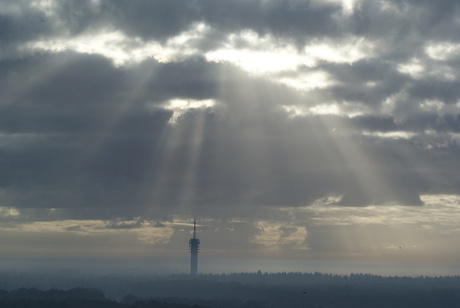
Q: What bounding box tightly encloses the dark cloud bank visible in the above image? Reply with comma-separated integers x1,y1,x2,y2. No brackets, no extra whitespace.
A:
1,0,460,221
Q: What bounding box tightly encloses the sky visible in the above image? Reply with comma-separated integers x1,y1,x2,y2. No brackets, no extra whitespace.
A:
1,0,460,276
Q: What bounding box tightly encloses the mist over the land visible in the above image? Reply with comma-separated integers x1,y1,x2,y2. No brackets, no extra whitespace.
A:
1,270,460,308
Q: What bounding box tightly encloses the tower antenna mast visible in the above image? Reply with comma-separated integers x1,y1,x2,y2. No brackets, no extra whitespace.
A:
193,219,197,239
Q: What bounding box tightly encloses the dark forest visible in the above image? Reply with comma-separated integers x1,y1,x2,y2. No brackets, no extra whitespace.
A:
1,271,460,308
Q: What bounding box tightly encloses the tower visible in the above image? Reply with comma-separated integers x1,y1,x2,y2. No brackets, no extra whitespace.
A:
189,219,200,275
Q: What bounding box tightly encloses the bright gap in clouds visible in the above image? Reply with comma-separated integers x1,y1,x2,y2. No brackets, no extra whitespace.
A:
398,54,457,82
361,131,417,140
160,99,217,125
425,41,460,61
277,71,336,91
24,23,210,66
205,31,313,73
0,206,20,217
310,0,358,15
281,104,340,117
206,31,375,75
282,103,366,117
252,221,308,251
24,22,374,94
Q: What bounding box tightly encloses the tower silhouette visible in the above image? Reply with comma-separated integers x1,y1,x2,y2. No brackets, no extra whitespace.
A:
189,219,200,275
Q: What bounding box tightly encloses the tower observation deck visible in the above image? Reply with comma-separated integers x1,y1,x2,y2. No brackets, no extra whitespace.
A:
189,219,200,275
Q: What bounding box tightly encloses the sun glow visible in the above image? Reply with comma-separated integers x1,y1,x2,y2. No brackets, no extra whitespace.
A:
282,103,342,118
206,32,375,73
21,18,376,96
310,0,358,15
161,99,217,124
303,39,373,64
205,31,311,74
278,71,336,91
310,103,341,115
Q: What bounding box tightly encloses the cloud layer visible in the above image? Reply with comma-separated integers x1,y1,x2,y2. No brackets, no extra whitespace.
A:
1,0,460,269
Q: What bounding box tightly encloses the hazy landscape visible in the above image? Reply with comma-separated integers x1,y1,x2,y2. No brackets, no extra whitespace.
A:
1,0,460,306
1,271,460,307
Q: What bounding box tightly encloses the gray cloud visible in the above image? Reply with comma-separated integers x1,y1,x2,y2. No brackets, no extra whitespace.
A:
0,0,459,220
0,52,453,219
319,60,410,107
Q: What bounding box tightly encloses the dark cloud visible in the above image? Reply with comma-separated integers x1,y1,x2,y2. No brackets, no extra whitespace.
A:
350,115,397,132
0,53,124,133
320,60,409,107
48,0,342,43
1,0,459,52
0,54,447,219
0,0,460,224
407,78,460,104
0,1,52,47
347,0,460,46
0,52,302,217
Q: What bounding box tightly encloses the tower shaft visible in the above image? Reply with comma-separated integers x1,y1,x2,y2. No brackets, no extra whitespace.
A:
189,219,200,275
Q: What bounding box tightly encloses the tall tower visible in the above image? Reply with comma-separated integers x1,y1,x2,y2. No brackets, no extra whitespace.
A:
189,219,200,275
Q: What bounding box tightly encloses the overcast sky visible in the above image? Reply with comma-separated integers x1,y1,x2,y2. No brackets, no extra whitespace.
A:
1,0,460,275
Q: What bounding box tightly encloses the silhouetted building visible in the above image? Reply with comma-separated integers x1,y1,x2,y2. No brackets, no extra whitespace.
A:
189,219,200,275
